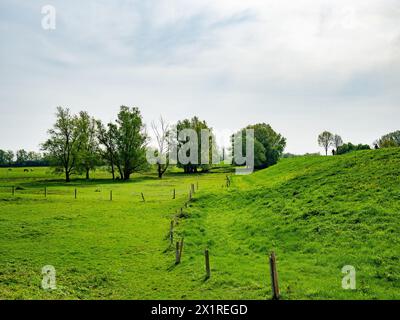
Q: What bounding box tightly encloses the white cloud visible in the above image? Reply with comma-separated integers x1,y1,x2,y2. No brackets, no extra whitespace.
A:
0,0,399,154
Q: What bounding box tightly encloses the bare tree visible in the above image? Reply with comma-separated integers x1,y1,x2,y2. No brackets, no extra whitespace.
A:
318,131,334,156
333,134,343,154
151,116,170,178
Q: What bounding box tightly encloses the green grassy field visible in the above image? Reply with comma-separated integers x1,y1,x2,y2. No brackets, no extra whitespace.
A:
1,148,399,299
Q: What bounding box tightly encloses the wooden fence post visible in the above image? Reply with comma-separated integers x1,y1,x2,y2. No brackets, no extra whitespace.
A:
269,251,280,300
173,188,176,199
170,221,174,245
226,175,231,187
175,241,180,264
141,192,145,202
179,238,184,261
110,190,113,201
205,249,210,279
74,188,77,199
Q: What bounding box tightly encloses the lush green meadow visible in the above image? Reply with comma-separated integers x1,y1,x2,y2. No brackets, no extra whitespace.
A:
0,166,230,299
1,148,399,299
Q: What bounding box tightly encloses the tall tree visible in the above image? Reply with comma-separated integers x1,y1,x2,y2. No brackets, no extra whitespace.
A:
318,131,334,156
16,149,28,165
76,111,99,179
27,151,42,162
0,149,6,165
333,134,343,154
41,107,81,182
232,123,286,169
113,106,148,180
175,116,217,173
151,116,170,178
96,120,120,180
5,150,14,165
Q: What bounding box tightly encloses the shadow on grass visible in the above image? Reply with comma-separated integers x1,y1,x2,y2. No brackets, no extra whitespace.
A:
6,165,235,189
166,167,235,177
18,175,160,188
166,261,182,271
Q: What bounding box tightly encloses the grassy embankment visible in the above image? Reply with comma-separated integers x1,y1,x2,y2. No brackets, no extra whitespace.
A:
1,148,399,299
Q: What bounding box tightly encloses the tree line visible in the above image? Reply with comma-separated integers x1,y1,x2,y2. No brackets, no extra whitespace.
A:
0,149,47,167
317,130,400,156
37,106,288,182
41,106,149,182
4,106,397,180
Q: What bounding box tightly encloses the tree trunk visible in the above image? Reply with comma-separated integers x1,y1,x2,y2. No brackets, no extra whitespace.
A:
65,170,70,183
110,161,115,180
111,166,115,180
123,167,130,180
117,165,124,181
109,155,115,180
86,168,90,180
158,164,162,179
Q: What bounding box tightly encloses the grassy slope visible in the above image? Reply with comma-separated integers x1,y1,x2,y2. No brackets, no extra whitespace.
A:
178,148,400,299
0,149,399,299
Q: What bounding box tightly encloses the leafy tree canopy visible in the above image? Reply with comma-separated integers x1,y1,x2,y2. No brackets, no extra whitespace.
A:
377,130,400,148
336,142,370,155
233,123,286,169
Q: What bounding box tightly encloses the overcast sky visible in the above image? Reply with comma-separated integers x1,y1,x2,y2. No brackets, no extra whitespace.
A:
1,0,399,154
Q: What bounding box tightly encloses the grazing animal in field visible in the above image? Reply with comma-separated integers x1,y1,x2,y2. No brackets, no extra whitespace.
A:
24,169,29,172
